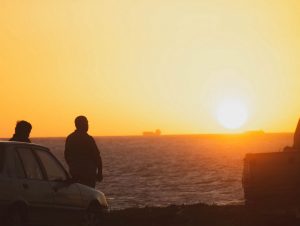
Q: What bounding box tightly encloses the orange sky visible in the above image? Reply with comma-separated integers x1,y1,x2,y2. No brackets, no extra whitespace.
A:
1,0,300,137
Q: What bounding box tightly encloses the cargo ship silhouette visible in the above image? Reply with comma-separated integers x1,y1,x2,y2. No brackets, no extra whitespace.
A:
143,129,161,136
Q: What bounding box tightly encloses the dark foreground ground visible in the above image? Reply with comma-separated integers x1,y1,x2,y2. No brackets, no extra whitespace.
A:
105,203,300,226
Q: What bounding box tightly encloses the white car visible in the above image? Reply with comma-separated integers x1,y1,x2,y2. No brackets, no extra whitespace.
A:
0,141,108,226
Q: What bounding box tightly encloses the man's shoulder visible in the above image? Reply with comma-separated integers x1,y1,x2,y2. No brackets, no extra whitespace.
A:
86,134,96,142
66,131,77,140
86,133,94,138
66,131,94,140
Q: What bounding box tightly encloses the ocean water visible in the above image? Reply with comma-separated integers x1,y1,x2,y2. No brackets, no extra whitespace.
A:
30,134,293,210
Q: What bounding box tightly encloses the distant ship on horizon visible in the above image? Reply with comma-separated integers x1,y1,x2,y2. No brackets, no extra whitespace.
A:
143,129,161,136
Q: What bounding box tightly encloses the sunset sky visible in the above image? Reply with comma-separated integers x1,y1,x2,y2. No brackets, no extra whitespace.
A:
1,0,300,137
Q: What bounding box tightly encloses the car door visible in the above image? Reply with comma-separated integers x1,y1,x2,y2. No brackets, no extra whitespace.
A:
0,145,25,214
16,146,56,226
34,148,84,225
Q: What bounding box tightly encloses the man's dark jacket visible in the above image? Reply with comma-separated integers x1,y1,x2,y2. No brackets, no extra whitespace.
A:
64,130,102,180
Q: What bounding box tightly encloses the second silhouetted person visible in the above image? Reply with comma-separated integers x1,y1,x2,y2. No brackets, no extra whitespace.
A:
9,120,32,143
64,116,103,188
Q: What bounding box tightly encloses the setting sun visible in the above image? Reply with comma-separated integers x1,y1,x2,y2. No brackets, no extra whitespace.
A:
216,99,248,130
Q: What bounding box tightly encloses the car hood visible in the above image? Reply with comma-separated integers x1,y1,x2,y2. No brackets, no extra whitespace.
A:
76,183,108,209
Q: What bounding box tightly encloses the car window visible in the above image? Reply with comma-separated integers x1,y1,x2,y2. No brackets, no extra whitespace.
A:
2,147,25,178
17,148,43,180
35,149,68,181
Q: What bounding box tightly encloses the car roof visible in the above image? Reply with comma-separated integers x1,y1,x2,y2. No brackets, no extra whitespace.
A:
0,141,48,150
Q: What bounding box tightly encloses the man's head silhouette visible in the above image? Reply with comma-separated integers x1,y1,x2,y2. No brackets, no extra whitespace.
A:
15,120,32,138
75,115,88,132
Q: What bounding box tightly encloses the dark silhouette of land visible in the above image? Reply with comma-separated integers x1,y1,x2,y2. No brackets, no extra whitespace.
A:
104,203,300,226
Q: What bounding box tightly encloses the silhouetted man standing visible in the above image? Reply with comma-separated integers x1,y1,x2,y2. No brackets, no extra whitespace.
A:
9,120,32,143
64,116,103,188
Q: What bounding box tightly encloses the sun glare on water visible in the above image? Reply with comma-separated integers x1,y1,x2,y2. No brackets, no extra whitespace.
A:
216,99,248,130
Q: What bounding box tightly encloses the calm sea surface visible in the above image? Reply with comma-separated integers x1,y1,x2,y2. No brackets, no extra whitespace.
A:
26,134,293,209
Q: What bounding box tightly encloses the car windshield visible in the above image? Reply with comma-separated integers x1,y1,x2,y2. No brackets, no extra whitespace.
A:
35,149,68,181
